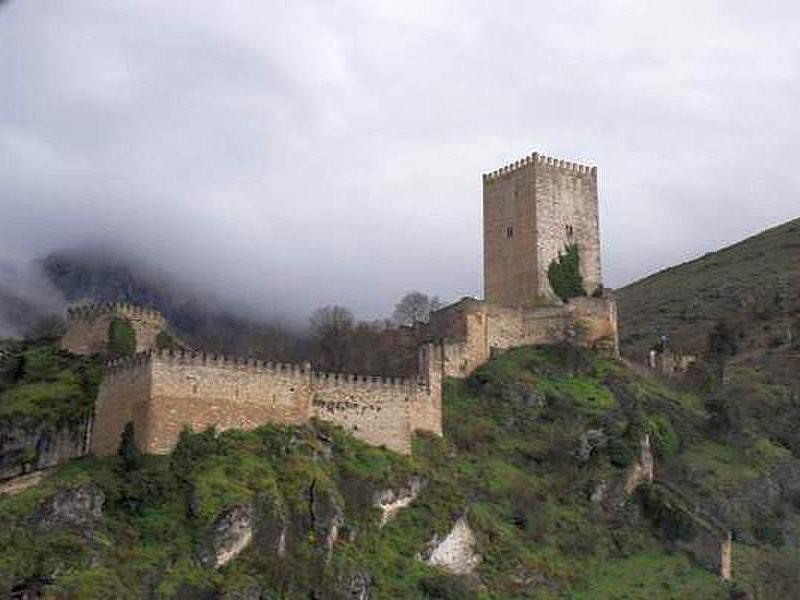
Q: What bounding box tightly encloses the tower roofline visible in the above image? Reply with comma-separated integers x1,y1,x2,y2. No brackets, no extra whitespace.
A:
483,151,596,183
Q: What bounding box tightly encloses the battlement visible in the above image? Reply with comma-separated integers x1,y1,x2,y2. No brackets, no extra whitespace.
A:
105,349,312,380
482,151,596,183
67,302,165,323
104,350,431,391
62,302,168,356
311,369,426,391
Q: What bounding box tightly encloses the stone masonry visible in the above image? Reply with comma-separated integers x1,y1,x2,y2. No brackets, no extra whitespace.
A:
77,149,617,458
91,346,442,456
483,152,602,307
422,295,618,379
60,303,166,355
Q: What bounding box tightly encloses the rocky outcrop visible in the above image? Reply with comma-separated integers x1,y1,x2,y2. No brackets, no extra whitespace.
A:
0,418,92,482
419,516,481,576
576,429,607,463
253,491,288,558
309,480,345,563
624,434,654,495
35,482,104,530
198,504,254,569
334,569,373,600
372,476,426,526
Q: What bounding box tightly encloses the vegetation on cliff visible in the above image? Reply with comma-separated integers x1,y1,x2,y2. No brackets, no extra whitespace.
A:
1,345,799,598
0,341,102,428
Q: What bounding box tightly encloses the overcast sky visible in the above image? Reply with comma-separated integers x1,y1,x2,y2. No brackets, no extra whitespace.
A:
1,1,798,320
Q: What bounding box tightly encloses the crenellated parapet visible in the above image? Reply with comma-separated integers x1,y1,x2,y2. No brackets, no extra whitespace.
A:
67,302,165,324
62,302,167,355
104,348,314,382
483,151,596,183
311,369,426,391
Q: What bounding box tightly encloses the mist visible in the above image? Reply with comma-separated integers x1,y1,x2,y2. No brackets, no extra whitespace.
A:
1,1,799,323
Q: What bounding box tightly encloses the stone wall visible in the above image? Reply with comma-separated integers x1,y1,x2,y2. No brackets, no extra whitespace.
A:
61,303,166,355
92,349,442,457
483,157,540,307
483,152,601,307
425,296,619,378
146,356,312,454
92,355,153,456
533,156,601,300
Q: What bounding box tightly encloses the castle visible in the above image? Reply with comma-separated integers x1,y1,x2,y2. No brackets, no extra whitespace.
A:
63,151,618,456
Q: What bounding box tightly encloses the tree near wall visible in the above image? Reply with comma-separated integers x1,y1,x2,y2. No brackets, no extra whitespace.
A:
107,316,136,358
117,421,142,472
391,291,442,326
309,305,355,371
547,244,586,303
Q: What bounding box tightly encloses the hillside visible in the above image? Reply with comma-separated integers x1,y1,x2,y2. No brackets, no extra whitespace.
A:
2,344,800,598
616,218,800,362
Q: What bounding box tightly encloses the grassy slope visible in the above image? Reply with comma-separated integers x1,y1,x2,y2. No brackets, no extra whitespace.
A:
1,345,798,598
615,217,800,359
0,341,102,428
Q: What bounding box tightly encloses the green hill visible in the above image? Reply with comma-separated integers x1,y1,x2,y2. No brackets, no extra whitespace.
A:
2,343,800,598
616,218,800,362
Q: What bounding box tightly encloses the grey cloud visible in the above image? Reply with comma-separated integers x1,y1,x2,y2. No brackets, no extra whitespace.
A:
1,1,798,322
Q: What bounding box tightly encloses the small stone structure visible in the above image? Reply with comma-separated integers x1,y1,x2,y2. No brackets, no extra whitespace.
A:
483,152,602,306
422,295,618,379
91,346,442,456
60,303,166,355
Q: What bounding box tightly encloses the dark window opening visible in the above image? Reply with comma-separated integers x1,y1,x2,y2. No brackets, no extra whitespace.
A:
506,226,514,239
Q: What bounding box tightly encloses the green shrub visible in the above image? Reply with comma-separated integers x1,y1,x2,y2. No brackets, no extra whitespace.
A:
108,317,136,358
647,416,680,461
118,422,142,472
638,484,697,541
547,244,586,302
419,574,477,599
155,331,180,351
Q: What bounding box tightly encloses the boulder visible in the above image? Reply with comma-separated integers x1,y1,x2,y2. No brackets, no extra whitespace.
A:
419,516,481,576
197,503,254,569
372,476,426,526
35,481,104,530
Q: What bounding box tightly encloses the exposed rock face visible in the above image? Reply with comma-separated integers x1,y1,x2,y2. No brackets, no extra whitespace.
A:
334,569,373,600
0,418,92,482
35,482,104,530
220,586,261,600
254,492,288,558
309,480,345,563
198,504,254,569
372,476,426,526
590,480,609,504
576,429,607,463
420,516,481,576
624,434,654,495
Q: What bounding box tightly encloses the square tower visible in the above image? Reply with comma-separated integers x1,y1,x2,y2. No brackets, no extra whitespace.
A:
482,152,602,307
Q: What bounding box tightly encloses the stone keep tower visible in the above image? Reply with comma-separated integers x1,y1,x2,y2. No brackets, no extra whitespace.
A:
483,152,602,307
